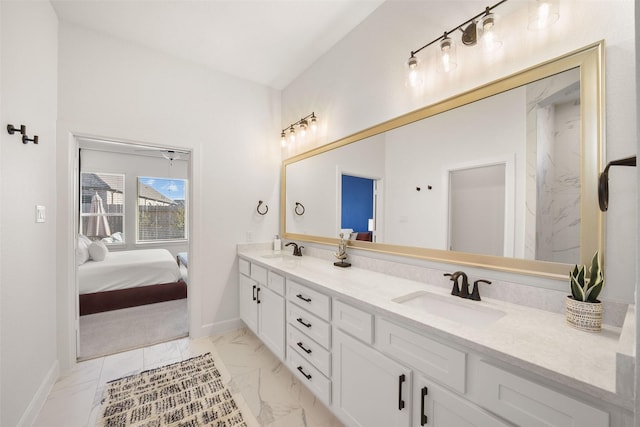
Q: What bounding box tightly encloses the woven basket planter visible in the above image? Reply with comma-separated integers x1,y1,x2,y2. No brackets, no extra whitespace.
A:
566,296,602,332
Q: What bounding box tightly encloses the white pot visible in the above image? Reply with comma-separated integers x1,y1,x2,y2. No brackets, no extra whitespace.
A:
566,296,602,332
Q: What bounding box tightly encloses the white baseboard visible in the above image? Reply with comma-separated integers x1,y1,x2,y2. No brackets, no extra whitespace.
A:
17,359,59,427
194,318,243,339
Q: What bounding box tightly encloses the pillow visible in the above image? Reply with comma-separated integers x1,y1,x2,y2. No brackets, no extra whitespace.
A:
76,239,90,266
79,234,92,246
89,241,109,262
111,232,123,242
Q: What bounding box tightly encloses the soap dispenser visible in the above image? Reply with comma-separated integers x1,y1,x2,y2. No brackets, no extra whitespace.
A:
273,235,281,253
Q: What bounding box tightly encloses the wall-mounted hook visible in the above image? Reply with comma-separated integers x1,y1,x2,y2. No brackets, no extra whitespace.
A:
295,202,305,216
22,134,38,145
598,155,636,211
7,124,26,135
256,200,269,215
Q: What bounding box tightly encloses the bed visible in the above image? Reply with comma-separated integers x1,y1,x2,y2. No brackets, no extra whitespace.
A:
78,248,187,315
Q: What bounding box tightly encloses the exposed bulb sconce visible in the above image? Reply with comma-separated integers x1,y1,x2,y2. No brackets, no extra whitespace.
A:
280,112,318,147
528,0,559,30
406,0,559,85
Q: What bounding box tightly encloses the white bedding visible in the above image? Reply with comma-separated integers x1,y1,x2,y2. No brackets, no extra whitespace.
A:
78,249,182,294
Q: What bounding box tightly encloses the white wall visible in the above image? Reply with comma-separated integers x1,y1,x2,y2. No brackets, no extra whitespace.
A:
56,23,281,369
282,0,637,304
0,1,59,426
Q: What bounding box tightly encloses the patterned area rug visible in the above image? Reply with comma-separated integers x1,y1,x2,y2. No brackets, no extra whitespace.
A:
97,353,252,427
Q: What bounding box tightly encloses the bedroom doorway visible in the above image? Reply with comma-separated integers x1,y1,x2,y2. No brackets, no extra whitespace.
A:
75,137,192,360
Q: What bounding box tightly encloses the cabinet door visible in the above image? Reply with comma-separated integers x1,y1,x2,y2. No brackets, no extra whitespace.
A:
333,329,411,427
239,273,258,333
258,285,285,359
413,376,510,427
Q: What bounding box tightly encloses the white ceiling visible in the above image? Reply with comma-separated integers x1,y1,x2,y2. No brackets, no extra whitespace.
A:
51,0,385,90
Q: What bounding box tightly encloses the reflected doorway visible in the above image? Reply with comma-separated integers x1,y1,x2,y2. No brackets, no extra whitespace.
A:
340,174,381,242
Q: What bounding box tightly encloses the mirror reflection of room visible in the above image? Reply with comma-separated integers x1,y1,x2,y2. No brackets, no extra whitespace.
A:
77,138,190,360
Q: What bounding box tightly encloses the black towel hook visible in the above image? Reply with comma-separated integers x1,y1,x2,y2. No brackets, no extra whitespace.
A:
598,155,636,211
256,200,268,215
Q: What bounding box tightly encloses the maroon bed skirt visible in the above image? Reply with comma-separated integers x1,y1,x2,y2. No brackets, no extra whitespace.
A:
80,280,187,316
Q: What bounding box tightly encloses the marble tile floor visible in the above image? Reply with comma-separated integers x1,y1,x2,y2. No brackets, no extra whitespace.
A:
33,327,344,427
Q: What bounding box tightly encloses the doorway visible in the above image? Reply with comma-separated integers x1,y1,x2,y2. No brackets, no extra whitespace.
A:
75,137,192,360
448,162,511,256
340,174,382,242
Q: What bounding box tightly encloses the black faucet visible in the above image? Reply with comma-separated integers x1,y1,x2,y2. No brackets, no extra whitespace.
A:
470,279,492,301
285,242,304,256
443,271,470,298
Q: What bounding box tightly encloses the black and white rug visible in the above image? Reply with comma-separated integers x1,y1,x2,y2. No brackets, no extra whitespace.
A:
97,352,254,427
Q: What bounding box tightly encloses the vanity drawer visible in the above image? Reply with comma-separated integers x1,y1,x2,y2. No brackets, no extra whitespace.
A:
333,300,373,344
287,280,331,321
250,263,267,285
287,346,331,405
268,271,285,296
288,302,331,349
376,318,466,394
239,258,250,276
476,362,609,427
288,324,331,377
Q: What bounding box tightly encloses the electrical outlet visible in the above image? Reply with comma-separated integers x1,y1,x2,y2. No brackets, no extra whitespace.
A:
36,205,46,223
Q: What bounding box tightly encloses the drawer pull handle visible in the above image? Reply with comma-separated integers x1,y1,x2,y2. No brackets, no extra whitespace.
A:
420,386,428,425
398,374,406,411
297,366,312,380
256,287,261,304
296,294,312,303
252,285,257,301
296,318,312,328
297,342,312,354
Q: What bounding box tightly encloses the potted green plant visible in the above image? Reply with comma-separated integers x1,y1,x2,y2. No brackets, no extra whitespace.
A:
566,252,604,332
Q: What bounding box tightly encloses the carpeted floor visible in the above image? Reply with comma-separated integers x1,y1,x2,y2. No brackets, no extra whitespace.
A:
79,299,188,360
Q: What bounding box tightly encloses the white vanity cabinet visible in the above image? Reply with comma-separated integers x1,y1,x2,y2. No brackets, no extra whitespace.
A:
238,259,286,359
332,328,411,427
286,280,332,405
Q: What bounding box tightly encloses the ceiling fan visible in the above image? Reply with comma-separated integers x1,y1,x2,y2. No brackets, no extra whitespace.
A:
134,147,189,161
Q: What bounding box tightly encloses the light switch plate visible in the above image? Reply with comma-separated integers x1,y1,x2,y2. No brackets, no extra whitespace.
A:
36,205,46,223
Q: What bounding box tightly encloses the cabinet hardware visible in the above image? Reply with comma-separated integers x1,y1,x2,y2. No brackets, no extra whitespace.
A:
297,342,312,354
296,318,312,328
296,294,312,303
420,386,429,425
398,374,406,410
252,285,257,301
256,287,261,304
297,366,312,380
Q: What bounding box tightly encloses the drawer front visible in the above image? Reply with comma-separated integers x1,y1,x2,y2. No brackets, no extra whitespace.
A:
250,263,267,285
288,302,331,349
333,300,373,344
239,258,250,276
268,271,285,296
477,362,609,427
376,318,466,394
287,280,331,321
288,324,331,377
288,347,331,405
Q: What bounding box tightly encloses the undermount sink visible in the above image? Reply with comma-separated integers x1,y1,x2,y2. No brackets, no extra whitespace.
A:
392,291,506,328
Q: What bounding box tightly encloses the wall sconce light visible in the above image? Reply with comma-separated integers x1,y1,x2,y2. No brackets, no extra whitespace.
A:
406,0,560,85
528,0,559,30
280,112,318,147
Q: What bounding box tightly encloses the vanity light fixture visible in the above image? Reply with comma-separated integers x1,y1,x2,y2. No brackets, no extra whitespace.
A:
406,0,508,82
280,112,318,147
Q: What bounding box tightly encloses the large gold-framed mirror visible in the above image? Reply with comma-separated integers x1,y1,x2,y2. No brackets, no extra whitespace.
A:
281,42,604,279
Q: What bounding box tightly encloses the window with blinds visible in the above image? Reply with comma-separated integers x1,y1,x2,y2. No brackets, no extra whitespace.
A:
80,172,125,242
137,176,187,242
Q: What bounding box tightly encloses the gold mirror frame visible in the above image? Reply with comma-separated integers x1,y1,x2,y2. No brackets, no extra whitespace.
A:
281,42,604,280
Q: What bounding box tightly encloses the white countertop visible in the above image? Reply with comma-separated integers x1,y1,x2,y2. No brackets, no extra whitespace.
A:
238,249,633,411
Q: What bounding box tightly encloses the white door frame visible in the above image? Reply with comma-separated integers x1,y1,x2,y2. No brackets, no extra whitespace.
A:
441,154,515,257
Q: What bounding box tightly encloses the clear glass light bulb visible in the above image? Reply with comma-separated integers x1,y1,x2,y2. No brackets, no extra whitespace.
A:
405,54,423,87
280,132,286,147
480,13,502,52
438,37,456,73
